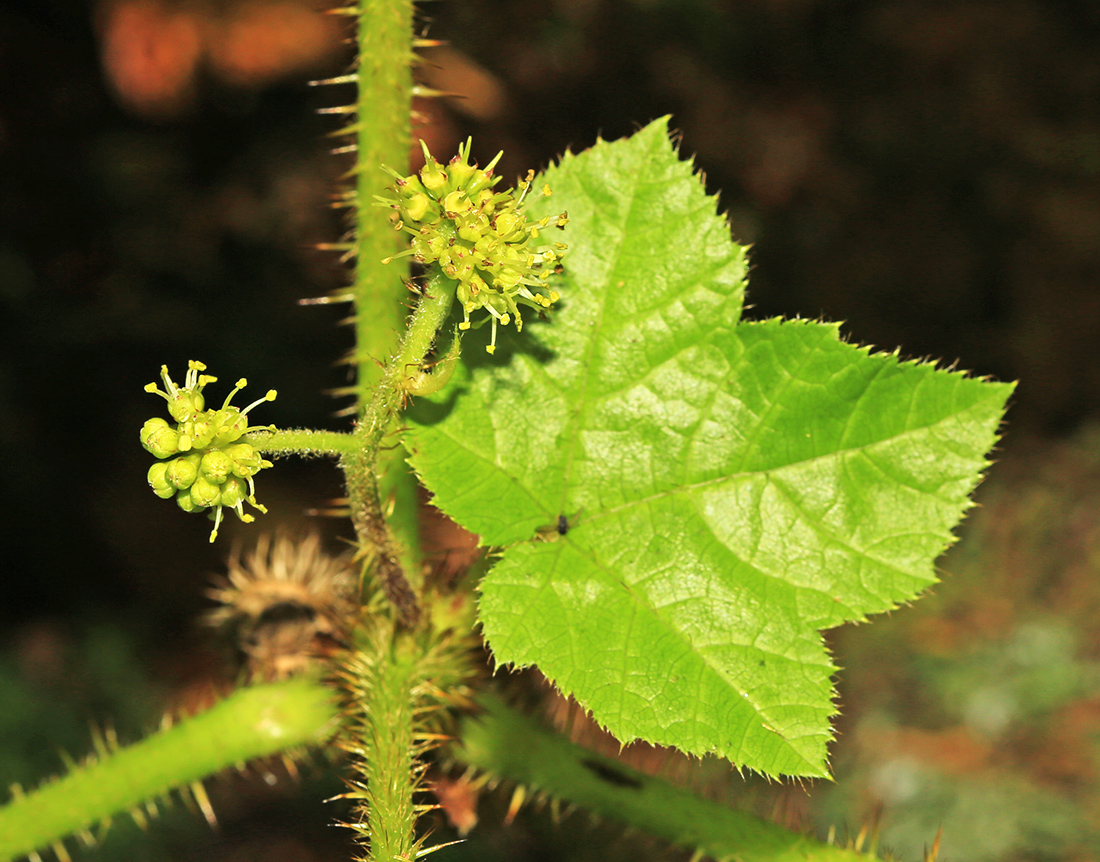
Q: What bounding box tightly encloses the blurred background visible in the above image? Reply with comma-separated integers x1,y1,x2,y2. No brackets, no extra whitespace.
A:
2,0,1100,859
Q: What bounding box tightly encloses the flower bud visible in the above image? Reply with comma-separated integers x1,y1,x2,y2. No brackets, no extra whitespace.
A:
140,418,180,459
446,158,475,191
186,416,216,450
147,462,175,499
442,189,468,215
213,408,247,445
165,453,202,490
189,475,221,508
419,157,447,192
201,449,234,484
493,212,518,237
176,490,200,513
223,442,261,477
404,193,432,222
219,475,247,508
167,391,203,422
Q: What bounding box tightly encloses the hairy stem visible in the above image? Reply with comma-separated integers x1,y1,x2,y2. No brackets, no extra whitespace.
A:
343,622,420,862
455,695,877,862
347,0,420,623
342,620,475,862
336,3,463,858
0,679,338,862
345,0,424,629
248,428,356,457
342,272,458,627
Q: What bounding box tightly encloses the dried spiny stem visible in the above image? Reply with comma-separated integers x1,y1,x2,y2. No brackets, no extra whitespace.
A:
207,532,358,680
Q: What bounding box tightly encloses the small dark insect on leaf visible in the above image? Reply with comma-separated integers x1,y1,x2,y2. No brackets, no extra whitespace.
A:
535,510,579,541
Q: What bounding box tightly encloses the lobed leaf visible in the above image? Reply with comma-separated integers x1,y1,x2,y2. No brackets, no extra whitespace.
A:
405,118,1013,776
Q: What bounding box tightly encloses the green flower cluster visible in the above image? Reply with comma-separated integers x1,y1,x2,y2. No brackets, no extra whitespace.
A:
377,139,568,354
141,361,276,542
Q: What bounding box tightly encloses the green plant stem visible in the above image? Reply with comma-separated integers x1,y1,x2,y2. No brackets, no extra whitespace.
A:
343,623,429,862
342,272,458,626
352,0,413,395
248,428,356,457
349,0,423,632
339,2,463,857
454,695,876,862
0,679,339,862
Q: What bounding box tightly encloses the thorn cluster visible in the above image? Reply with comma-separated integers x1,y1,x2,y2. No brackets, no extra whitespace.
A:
141,361,276,542
376,139,569,354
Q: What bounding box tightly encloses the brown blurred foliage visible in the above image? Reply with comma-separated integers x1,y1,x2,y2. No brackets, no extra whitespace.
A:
826,426,1100,860
98,0,343,116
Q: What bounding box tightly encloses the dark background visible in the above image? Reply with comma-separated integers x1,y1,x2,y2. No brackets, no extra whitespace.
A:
2,0,1100,860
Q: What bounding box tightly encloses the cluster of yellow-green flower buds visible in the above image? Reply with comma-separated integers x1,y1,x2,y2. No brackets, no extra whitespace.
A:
141,361,276,542
377,139,569,354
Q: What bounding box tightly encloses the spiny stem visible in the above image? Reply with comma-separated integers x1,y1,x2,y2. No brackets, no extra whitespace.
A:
344,622,421,862
338,5,460,859
0,679,339,862
342,619,476,862
454,695,878,862
349,0,423,632
352,0,414,399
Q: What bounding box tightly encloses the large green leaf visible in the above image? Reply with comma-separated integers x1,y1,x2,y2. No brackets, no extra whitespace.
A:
405,118,1013,776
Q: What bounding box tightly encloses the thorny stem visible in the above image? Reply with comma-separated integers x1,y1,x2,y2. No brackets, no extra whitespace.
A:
0,680,339,862
456,695,879,862
337,3,463,859
0,675,884,862
343,622,423,862
346,0,424,633
352,0,414,398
